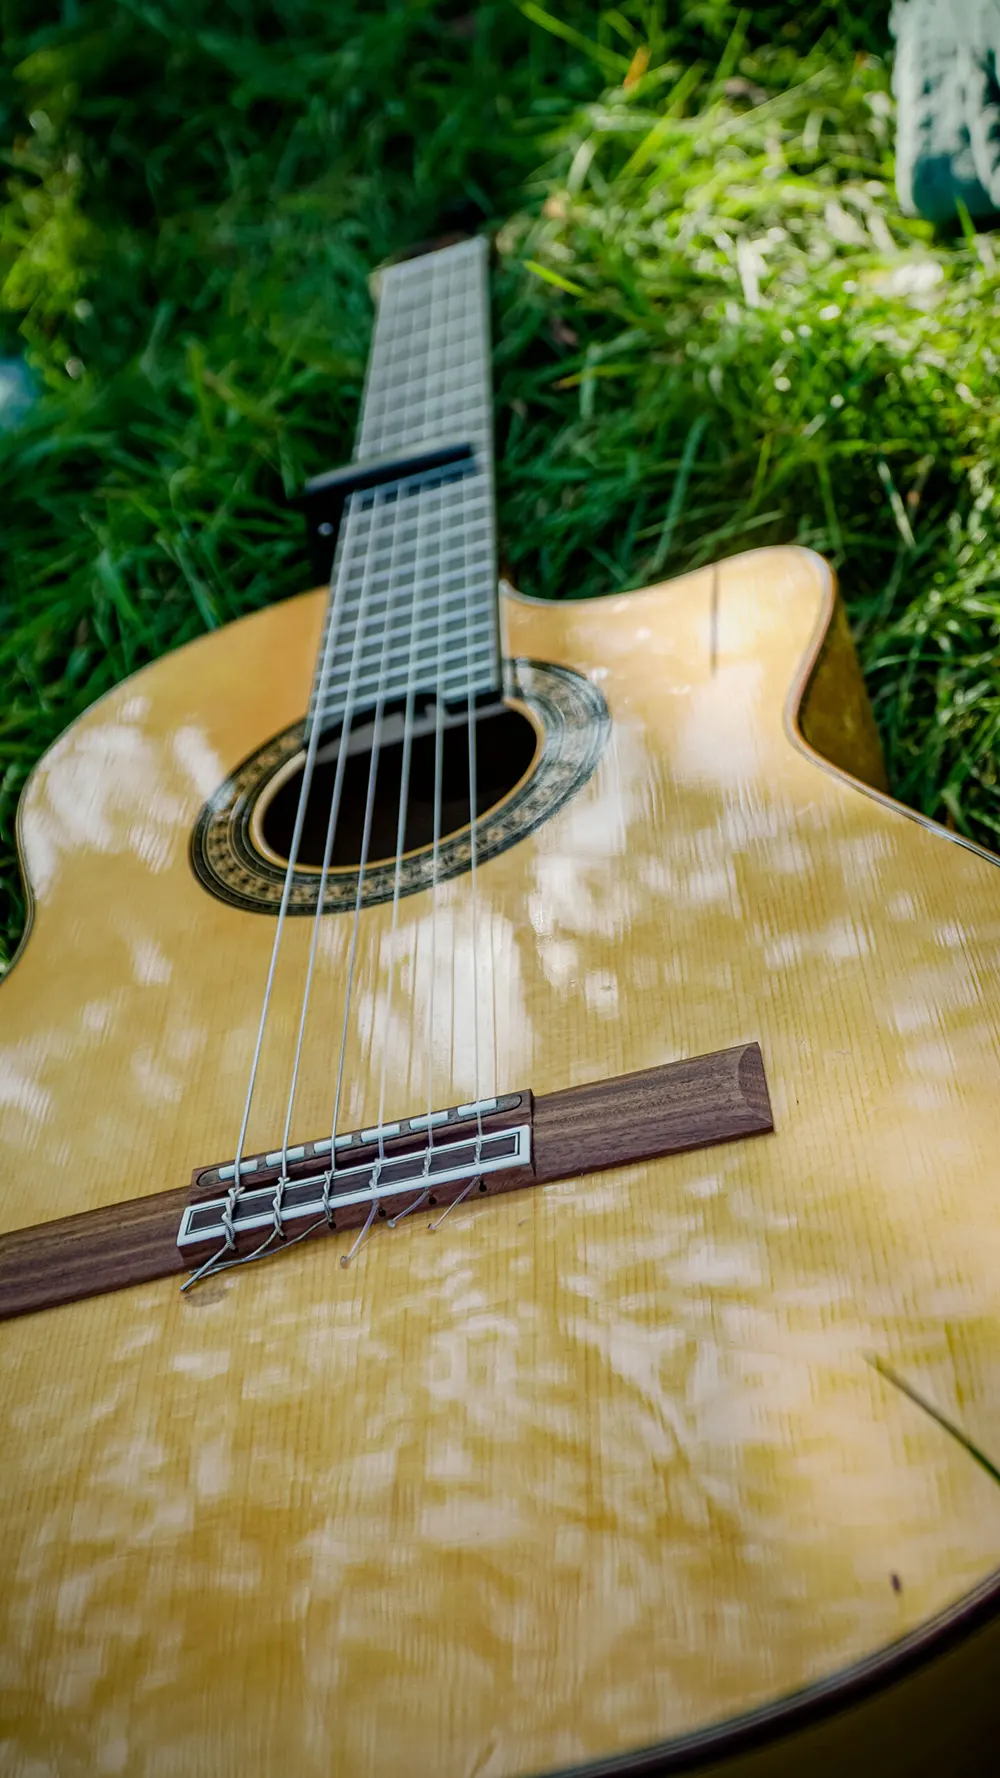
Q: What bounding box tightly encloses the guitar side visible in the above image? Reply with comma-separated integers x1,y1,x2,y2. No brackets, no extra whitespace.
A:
2,545,1000,1776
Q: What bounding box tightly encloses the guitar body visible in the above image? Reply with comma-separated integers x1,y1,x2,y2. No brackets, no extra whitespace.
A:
3,545,1000,1775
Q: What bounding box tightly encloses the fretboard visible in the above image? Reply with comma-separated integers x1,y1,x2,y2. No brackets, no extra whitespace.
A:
307,238,500,738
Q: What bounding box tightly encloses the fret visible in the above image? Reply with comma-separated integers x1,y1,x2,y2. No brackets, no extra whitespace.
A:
306,238,500,739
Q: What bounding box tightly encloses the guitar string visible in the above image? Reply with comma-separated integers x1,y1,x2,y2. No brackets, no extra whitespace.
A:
463,385,486,1141
197,473,440,1277
371,259,437,1169
330,252,445,1258
262,479,404,1263
328,485,413,1267
377,478,436,1229
421,465,449,1225
319,246,495,1245
459,250,487,1162
222,253,468,1269
310,290,442,1245
314,467,492,1254
428,243,497,1231
180,492,373,1289
375,245,454,1232
428,430,484,1233
181,488,390,1288
428,243,495,1232
186,242,497,1278
468,241,501,1133
277,489,395,1167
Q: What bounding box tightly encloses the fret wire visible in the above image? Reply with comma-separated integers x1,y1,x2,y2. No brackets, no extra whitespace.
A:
319,640,496,673
319,641,496,671
317,574,496,621
313,657,494,700
325,528,495,585
316,621,497,660
321,580,496,618
317,639,496,668
320,597,495,641
359,241,492,455
320,640,494,668
318,643,497,677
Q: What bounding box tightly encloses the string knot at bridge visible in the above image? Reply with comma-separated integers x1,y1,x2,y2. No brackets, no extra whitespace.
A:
178,1093,531,1269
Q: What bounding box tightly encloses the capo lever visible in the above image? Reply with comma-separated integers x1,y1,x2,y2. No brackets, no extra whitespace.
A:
300,440,476,583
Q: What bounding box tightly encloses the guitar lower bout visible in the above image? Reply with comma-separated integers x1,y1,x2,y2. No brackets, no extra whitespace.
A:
4,545,1000,1778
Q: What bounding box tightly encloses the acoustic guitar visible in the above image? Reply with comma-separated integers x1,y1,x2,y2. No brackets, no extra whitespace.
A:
2,237,1000,1777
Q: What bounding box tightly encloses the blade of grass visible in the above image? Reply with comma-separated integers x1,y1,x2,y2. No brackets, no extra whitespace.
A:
651,414,709,574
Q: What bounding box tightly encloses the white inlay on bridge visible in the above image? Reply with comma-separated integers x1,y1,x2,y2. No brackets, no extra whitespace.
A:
177,1123,532,1250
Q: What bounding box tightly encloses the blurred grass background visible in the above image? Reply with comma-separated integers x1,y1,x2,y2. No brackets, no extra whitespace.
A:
2,0,999,969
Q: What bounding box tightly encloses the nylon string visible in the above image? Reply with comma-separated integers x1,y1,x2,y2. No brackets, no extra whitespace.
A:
200,473,438,1279
378,478,436,1230
428,442,487,1232
182,484,388,1286
260,479,402,1265
186,242,496,1282
329,484,412,1265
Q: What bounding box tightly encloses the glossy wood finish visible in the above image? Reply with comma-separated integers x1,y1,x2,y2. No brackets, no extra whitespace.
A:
3,546,1000,1776
0,1179,193,1322
797,589,889,794
531,1041,772,1187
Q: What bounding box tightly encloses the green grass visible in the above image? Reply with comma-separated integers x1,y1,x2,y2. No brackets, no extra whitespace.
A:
2,0,1000,969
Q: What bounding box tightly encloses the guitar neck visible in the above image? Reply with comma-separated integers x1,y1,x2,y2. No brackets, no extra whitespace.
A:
307,238,501,738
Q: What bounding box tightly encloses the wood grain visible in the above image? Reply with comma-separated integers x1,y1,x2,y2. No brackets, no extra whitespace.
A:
0,1047,770,1321
0,1185,190,1321
5,549,1000,1776
532,1041,772,1184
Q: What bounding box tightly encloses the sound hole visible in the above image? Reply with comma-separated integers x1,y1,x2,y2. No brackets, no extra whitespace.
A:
260,706,539,869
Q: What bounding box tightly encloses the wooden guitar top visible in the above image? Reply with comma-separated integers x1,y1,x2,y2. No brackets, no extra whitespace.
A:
2,546,1000,1775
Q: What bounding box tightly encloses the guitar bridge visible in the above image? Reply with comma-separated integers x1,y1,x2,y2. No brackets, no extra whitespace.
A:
178,1116,532,1254
0,1043,771,1321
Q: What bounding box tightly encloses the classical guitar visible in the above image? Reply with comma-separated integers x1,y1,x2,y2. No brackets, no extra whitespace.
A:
3,237,1000,1777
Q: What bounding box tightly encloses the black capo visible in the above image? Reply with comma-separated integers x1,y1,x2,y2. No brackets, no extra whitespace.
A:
299,440,476,584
